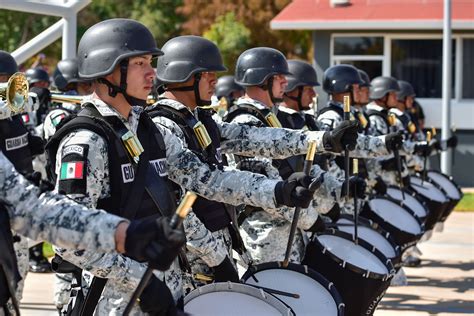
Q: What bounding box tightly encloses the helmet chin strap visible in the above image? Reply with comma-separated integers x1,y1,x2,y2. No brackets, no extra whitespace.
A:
284,86,304,111
165,73,211,107
260,77,283,104
98,59,147,107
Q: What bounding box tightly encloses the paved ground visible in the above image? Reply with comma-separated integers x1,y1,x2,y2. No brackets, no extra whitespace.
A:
19,212,473,315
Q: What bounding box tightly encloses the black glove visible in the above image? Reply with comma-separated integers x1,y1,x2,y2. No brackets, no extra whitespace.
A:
380,158,398,172
25,172,54,194
125,216,185,271
402,176,411,187
305,216,326,232
274,172,323,208
446,134,458,148
322,120,359,153
28,134,45,156
213,256,239,283
139,275,178,316
385,132,404,151
325,203,341,222
373,176,387,195
432,138,443,151
414,142,432,157
341,176,367,199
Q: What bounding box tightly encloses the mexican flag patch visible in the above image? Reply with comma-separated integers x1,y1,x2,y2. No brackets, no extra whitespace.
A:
60,161,84,180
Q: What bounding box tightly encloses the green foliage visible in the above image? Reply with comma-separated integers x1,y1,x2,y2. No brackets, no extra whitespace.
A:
203,12,251,73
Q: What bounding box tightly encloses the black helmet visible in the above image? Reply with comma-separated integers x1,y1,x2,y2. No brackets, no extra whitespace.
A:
78,18,163,80
370,76,400,100
285,60,320,92
25,68,50,84
235,47,290,86
396,80,416,101
0,50,18,76
322,64,364,94
357,69,371,87
215,75,244,98
53,58,84,91
156,36,226,83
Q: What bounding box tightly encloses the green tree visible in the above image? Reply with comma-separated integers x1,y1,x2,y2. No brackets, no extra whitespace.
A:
203,12,251,74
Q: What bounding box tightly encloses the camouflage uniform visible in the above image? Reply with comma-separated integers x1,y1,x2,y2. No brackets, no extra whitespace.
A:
226,97,343,263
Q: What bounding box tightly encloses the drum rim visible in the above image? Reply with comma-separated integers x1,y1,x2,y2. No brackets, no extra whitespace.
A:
427,170,463,201
386,186,429,219
336,214,402,260
312,229,396,280
366,196,426,236
184,281,295,315
241,261,345,315
409,175,450,203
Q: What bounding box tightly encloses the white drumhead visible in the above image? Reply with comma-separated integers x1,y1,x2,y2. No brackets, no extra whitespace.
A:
337,218,396,259
369,199,422,235
245,268,338,315
387,188,428,218
184,283,291,316
317,235,388,275
427,171,461,199
410,177,448,203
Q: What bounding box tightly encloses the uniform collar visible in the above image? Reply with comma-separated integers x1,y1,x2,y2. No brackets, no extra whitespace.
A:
366,102,385,112
388,107,404,115
236,97,278,114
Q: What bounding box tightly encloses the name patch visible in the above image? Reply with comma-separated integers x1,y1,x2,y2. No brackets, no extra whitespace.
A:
5,133,28,151
150,158,167,176
121,163,135,183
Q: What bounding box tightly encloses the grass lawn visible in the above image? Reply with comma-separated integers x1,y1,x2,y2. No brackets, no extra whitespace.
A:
455,193,474,212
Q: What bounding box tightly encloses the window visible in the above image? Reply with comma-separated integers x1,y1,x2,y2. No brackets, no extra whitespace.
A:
391,39,456,98
335,60,382,82
462,39,474,99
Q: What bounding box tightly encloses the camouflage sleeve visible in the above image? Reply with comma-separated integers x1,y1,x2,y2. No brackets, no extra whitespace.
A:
0,152,123,253
309,165,342,213
153,122,281,209
401,139,416,155
184,211,227,267
350,134,390,158
218,121,326,158
368,115,389,136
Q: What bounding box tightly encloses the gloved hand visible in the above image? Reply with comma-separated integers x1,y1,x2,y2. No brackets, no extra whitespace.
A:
402,176,411,187
373,176,387,195
432,138,443,151
322,120,359,153
28,134,45,156
275,172,323,208
25,172,54,194
385,132,404,151
213,256,239,283
324,203,341,222
139,275,178,316
446,134,458,148
414,142,432,157
341,176,367,199
305,216,327,232
380,158,399,172
125,216,185,271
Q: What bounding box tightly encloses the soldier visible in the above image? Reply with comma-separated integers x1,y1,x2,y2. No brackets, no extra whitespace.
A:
25,67,51,126
213,75,244,113
49,20,320,315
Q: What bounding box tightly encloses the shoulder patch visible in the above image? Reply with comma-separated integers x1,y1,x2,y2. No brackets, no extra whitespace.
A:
5,133,29,151
62,144,88,157
58,144,89,194
149,158,167,177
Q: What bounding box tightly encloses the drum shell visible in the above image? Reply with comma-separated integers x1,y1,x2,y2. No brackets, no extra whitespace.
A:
241,262,345,316
335,214,402,269
302,229,394,316
361,197,424,251
427,171,463,222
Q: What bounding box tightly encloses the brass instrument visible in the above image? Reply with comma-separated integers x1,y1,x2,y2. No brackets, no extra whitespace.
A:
199,97,228,112
50,93,84,104
0,72,29,113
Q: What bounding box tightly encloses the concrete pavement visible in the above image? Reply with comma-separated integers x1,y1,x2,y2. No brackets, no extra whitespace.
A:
19,212,473,315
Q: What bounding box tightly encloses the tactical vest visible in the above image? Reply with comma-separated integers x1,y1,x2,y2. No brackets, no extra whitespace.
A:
46,103,177,220
364,107,389,127
389,110,417,136
0,115,34,175
146,100,231,232
225,103,274,127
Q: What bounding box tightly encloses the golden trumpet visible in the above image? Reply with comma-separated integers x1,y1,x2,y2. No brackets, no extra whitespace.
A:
0,72,29,113
199,97,228,112
50,93,84,104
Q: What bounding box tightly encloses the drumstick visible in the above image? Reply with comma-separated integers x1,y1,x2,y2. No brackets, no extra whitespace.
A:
387,114,405,200
123,192,197,316
353,159,359,244
246,284,300,299
282,141,317,268
422,131,432,185
343,96,351,204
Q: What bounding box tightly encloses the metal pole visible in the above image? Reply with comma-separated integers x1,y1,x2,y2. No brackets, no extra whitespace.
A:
63,14,77,59
440,0,452,175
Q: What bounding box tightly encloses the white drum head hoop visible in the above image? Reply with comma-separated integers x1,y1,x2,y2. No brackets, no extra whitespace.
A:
245,268,338,316
369,199,422,235
337,218,396,258
184,283,292,316
410,176,448,203
317,235,388,275
427,171,461,199
387,188,427,218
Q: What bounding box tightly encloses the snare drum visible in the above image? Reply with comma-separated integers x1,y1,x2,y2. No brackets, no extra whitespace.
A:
427,170,463,221
184,282,294,316
361,197,424,250
335,215,402,269
242,262,344,316
408,175,449,229
386,186,428,223
302,229,394,316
